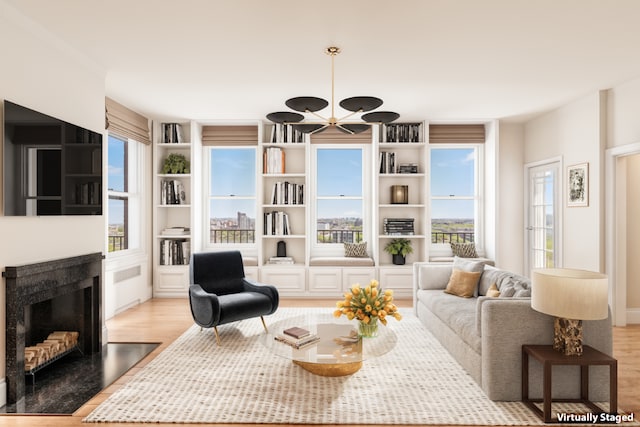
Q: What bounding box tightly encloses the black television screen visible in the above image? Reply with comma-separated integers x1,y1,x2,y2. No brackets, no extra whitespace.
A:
3,100,103,216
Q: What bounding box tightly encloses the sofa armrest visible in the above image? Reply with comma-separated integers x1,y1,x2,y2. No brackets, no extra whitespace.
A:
413,263,453,315
480,298,612,400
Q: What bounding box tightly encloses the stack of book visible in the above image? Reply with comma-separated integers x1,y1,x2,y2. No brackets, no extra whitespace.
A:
161,226,190,236
268,256,294,265
269,123,306,143
384,218,415,235
263,147,285,173
275,327,319,349
161,179,186,205
380,123,423,142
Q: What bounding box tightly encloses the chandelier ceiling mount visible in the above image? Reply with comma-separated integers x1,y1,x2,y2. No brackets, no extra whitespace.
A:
266,46,399,134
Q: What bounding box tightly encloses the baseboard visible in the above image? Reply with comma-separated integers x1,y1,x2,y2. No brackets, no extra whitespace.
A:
626,308,640,324
0,378,6,408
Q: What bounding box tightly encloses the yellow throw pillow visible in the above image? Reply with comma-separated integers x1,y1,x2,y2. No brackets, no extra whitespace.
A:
486,283,501,297
444,268,482,298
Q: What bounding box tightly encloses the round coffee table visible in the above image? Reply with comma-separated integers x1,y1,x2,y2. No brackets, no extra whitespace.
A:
260,313,397,376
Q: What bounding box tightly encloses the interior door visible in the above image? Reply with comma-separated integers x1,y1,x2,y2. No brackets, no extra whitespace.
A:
525,161,560,275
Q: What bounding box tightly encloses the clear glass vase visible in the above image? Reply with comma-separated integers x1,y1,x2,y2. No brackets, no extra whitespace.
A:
358,318,379,338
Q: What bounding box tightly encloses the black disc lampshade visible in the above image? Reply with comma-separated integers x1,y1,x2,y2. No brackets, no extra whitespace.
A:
339,96,383,112
337,124,371,134
285,97,329,113
292,123,327,134
361,111,400,124
266,111,305,124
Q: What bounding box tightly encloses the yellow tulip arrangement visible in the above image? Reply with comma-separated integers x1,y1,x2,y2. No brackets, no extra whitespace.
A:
333,279,401,337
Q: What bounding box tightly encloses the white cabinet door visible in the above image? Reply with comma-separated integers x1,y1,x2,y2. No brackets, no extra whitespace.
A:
342,268,377,291
260,266,306,295
378,266,413,298
154,266,189,297
308,267,342,294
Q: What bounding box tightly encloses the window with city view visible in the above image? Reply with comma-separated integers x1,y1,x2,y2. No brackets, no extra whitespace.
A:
430,146,479,246
315,148,364,245
208,147,256,244
108,134,128,252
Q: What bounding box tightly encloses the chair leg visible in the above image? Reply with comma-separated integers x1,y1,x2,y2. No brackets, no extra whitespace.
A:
260,316,269,333
213,326,221,346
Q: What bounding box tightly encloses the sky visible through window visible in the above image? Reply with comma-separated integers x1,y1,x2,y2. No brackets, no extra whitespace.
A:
430,148,475,219
108,135,125,225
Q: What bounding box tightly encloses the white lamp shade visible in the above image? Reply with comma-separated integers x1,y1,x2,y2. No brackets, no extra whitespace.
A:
531,268,608,320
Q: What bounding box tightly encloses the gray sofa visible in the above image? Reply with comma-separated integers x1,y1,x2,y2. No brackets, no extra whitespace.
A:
412,260,613,401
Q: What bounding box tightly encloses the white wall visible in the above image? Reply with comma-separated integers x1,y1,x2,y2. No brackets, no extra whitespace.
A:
523,92,605,271
496,123,525,274
0,1,105,406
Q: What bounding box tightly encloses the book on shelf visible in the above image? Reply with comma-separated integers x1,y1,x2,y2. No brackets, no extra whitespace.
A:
264,211,290,235
380,123,423,143
274,333,320,349
269,123,306,143
270,181,304,205
283,326,310,339
268,256,294,265
161,226,190,236
161,123,184,143
160,238,190,265
160,179,186,205
383,218,415,235
263,147,286,174
379,151,396,174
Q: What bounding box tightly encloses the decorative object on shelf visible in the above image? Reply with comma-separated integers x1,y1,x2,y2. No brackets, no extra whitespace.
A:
266,46,400,135
531,268,608,356
384,238,413,265
390,185,409,204
277,240,287,257
567,162,589,207
334,279,401,338
162,153,190,174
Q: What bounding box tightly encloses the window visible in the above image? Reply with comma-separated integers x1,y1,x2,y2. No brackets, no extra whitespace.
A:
207,147,256,245
107,134,142,253
430,145,483,251
313,147,367,254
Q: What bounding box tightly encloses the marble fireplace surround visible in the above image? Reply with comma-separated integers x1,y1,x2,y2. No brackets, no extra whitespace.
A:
3,252,103,406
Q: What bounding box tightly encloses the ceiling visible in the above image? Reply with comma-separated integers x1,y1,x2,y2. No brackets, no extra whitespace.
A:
6,0,640,124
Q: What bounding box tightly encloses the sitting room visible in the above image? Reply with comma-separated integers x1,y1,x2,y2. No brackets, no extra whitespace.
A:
1,0,640,425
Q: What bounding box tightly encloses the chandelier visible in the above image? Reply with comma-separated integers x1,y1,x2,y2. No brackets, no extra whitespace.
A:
266,47,400,134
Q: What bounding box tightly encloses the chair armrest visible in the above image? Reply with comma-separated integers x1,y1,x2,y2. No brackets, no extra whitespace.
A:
188,284,221,328
243,279,279,314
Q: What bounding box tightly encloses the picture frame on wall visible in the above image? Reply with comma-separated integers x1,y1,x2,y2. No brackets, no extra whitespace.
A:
567,162,589,207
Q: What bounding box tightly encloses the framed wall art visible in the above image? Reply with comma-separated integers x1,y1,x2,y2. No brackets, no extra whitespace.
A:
567,162,589,207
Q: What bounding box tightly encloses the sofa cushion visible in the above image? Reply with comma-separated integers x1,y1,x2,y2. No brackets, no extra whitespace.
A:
444,269,481,298
416,264,453,290
417,289,481,353
477,268,511,296
486,283,501,297
497,274,531,297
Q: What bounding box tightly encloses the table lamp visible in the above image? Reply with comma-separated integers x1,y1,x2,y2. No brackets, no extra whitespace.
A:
531,268,608,356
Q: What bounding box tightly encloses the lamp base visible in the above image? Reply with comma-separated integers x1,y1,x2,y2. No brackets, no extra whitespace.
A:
553,317,583,356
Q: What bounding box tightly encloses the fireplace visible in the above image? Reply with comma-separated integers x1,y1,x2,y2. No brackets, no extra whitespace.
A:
3,252,103,406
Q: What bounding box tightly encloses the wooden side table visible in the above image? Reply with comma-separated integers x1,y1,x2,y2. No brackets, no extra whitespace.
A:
522,344,617,423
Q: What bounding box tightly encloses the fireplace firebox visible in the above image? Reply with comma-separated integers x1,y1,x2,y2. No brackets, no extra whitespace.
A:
3,252,103,406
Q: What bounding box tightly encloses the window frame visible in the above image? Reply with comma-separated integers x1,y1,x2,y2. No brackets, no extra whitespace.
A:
203,145,258,252
428,143,484,256
310,144,371,257
107,133,144,257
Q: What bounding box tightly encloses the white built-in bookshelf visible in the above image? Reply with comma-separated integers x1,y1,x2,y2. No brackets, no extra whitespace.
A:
152,121,195,297
151,120,426,298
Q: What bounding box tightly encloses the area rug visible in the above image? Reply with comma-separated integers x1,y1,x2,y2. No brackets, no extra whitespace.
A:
83,308,604,425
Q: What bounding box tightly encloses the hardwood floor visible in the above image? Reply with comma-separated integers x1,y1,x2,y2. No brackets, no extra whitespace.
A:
1,298,638,426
